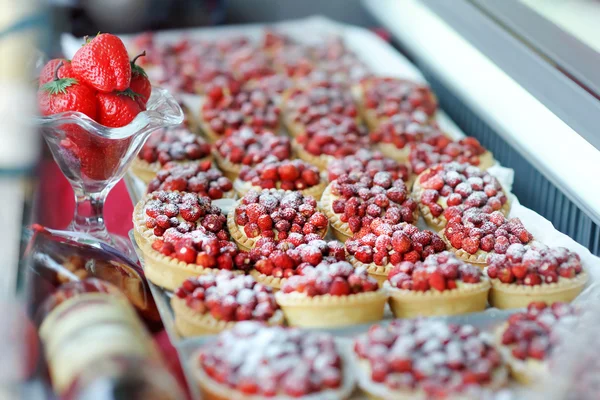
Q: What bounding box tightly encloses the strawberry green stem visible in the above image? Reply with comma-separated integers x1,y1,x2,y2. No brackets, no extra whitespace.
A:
131,51,146,65
53,61,64,82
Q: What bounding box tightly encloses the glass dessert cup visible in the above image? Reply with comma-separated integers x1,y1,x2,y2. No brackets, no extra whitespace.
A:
35,87,183,257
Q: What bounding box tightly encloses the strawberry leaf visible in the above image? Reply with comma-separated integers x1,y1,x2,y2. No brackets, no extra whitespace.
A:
116,88,142,100
42,78,78,95
131,63,148,78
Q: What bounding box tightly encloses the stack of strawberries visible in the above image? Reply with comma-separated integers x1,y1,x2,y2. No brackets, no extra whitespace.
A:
38,33,152,180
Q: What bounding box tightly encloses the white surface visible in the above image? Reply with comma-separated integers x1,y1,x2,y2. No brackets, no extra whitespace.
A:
364,0,600,225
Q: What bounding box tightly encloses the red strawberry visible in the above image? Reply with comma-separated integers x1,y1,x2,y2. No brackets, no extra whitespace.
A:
96,89,145,127
38,59,78,86
72,33,131,92
38,61,97,119
129,51,152,106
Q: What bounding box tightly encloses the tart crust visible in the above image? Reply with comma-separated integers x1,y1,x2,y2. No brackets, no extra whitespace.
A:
321,183,419,244
440,229,491,266
171,296,284,337
198,109,222,144
385,280,490,318
494,322,546,385
130,156,213,185
488,272,588,309
233,175,327,200
227,189,328,250
375,142,411,163
292,139,332,171
211,148,242,181
249,270,286,291
412,168,510,232
348,256,391,287
190,344,356,400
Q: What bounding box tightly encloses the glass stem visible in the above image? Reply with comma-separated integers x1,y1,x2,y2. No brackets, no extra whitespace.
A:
69,188,112,244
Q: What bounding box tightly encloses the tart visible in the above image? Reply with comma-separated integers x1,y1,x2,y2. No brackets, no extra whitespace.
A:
225,45,276,83
311,36,372,84
228,189,328,250
354,76,438,130
386,251,490,318
171,271,283,337
345,219,447,285
282,83,360,137
212,128,292,180
369,112,444,162
413,162,510,231
327,149,411,186
486,243,588,309
200,83,280,142
271,44,315,79
235,159,326,199
191,321,356,400
132,191,251,290
131,127,211,183
244,74,294,99
353,319,508,399
147,161,234,200
321,171,418,242
293,116,369,171
249,236,347,290
276,260,385,328
409,135,495,176
442,209,533,266
496,301,579,383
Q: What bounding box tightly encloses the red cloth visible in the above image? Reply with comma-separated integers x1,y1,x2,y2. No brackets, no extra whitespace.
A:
36,159,189,398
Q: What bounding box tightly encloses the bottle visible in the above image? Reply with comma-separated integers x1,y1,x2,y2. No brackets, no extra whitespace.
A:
36,279,183,399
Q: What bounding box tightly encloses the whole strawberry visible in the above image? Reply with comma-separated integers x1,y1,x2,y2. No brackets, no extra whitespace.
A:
96,89,145,127
71,33,131,92
38,61,97,119
129,51,152,106
38,59,78,86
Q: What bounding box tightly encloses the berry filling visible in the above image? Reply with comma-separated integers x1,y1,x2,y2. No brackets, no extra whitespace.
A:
251,237,347,279
137,128,211,166
147,161,233,199
245,74,293,97
271,45,315,78
500,302,578,361
226,46,276,82
360,77,437,119
369,112,442,150
281,262,379,296
417,162,508,220
346,219,446,266
285,84,358,127
354,319,504,397
202,84,280,135
296,116,369,159
239,159,322,191
327,149,410,183
215,128,291,166
174,271,279,322
388,251,482,292
486,244,583,285
235,190,327,240
445,209,532,255
409,136,489,175
198,322,344,397
329,172,417,233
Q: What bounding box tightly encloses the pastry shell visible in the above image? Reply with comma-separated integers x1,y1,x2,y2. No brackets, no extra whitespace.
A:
249,270,286,291
233,175,327,200
130,156,213,184
385,279,490,318
275,289,387,328
488,272,588,309
292,139,333,171
494,322,546,385
348,256,391,287
440,229,491,266
171,296,284,337
211,148,242,181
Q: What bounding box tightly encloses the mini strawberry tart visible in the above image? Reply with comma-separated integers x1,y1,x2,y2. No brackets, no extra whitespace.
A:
200,83,280,142
276,260,385,328
171,271,283,337
212,128,292,180
386,252,490,318
369,112,444,163
293,116,369,170
442,209,533,266
132,191,250,290
496,302,579,383
191,322,356,400
130,127,212,183
354,76,438,130
321,171,418,242
486,244,588,309
147,161,234,200
225,46,276,83
235,158,326,199
409,136,495,176
353,320,508,399
227,189,328,250
282,83,360,137
327,149,411,186
413,162,510,231
249,236,347,290
345,219,446,285
271,45,315,79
